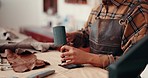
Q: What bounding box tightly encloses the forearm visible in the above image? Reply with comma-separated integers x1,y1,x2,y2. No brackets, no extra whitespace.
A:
87,53,115,68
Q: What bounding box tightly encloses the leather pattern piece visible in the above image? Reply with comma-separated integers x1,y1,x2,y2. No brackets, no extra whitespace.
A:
4,49,50,73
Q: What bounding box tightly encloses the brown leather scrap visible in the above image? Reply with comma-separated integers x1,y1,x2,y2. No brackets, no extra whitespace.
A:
4,49,50,73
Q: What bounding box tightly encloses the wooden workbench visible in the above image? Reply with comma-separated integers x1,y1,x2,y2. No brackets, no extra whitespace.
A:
0,51,108,78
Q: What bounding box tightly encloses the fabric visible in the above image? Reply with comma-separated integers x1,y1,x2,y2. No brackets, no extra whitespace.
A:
0,28,18,41
0,27,58,53
73,0,148,67
0,37,57,53
3,49,50,73
0,28,55,72
89,19,123,56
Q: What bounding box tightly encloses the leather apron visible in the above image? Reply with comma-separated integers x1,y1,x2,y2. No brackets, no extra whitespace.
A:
89,19,124,56
88,2,147,56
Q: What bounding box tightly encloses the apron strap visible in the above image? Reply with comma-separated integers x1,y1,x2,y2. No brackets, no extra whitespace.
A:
96,3,120,19
96,3,103,19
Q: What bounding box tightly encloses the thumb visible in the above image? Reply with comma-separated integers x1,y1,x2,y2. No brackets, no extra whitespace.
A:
60,45,71,52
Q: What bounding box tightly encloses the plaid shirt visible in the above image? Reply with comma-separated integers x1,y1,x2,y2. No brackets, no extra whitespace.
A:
77,0,148,67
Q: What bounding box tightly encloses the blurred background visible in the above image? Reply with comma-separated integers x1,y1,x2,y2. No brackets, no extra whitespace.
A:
0,0,101,31
0,0,147,77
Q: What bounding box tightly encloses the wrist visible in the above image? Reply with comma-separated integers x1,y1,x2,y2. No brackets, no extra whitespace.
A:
86,53,104,67
86,53,96,64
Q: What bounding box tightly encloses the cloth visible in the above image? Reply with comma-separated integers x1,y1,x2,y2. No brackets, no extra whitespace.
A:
0,28,18,41
0,38,57,52
89,19,123,56
0,27,57,52
2,49,50,73
72,0,148,67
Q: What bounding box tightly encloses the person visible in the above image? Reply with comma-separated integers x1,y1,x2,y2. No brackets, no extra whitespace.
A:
60,0,148,68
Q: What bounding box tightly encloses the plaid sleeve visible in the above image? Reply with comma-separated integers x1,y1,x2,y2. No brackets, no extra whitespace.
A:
75,5,101,48
97,2,148,67
121,2,148,53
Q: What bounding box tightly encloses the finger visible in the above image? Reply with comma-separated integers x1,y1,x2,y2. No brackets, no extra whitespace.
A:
61,58,66,63
60,60,74,66
60,45,72,52
61,52,73,58
60,46,66,52
60,52,68,58
61,56,73,61
65,60,74,65
60,54,64,58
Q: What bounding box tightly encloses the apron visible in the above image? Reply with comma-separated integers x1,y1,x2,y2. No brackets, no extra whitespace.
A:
89,2,148,56
89,18,124,56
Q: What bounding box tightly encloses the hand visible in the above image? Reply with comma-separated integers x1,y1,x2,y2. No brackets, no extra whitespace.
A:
60,45,91,65
66,32,75,46
66,32,83,47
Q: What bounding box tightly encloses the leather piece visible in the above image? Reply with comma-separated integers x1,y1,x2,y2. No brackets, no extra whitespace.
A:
89,19,123,56
0,38,57,52
4,49,50,73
